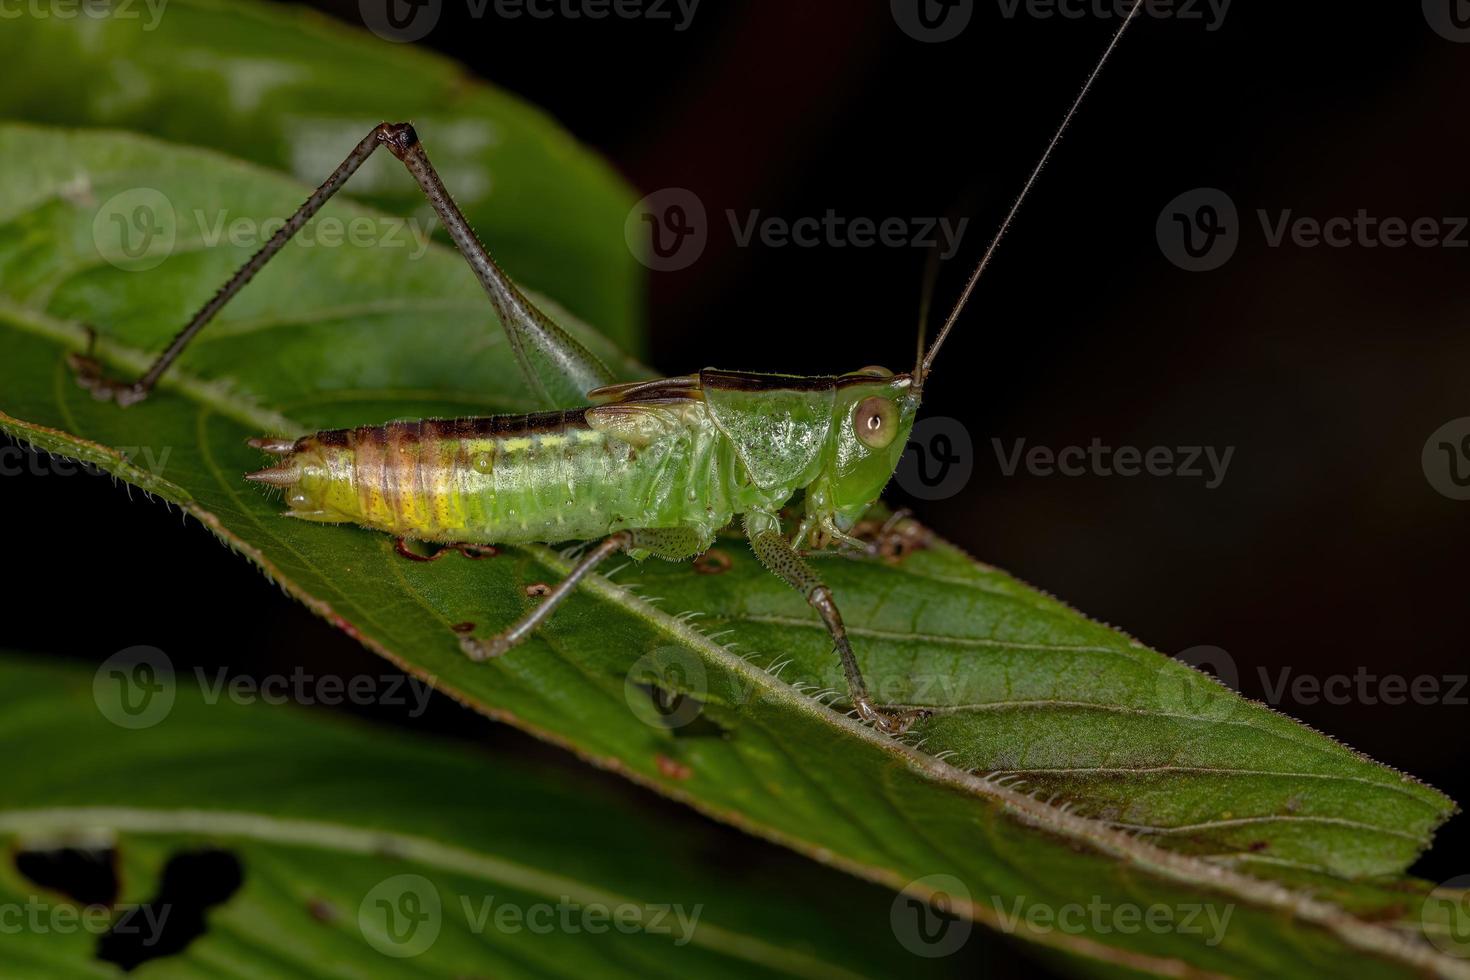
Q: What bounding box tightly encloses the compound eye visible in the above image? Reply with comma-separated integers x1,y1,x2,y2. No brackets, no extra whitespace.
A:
854,396,897,449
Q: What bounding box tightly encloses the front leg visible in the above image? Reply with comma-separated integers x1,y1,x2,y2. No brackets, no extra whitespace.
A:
745,513,927,735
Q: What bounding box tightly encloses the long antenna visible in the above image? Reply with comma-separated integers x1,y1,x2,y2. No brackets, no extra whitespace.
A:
916,0,1143,386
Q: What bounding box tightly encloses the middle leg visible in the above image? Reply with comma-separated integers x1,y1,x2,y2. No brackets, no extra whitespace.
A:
746,515,928,735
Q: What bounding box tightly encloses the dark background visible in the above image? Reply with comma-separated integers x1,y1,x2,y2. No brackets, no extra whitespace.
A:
7,1,1469,975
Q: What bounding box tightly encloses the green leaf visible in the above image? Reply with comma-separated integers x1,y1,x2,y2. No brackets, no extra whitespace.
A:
2,125,1466,978
0,0,645,351
0,654,933,978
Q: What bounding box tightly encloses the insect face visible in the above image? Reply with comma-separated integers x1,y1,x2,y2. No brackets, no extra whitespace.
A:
824,372,920,528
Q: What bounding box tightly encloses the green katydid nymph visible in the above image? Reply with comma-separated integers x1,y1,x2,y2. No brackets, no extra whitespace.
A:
69,6,1143,735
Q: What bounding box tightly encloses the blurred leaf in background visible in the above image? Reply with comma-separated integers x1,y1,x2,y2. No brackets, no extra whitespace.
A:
0,655,946,978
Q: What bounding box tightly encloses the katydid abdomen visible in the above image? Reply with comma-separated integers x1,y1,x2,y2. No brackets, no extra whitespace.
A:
247,398,780,551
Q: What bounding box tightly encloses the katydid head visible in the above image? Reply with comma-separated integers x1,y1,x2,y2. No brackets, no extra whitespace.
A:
816,368,921,531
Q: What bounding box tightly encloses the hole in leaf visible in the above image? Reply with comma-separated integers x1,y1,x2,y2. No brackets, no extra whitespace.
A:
14,845,118,906
692,549,732,575
96,848,244,971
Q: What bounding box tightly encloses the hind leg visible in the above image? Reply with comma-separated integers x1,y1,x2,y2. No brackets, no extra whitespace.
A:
72,123,611,410
459,531,634,662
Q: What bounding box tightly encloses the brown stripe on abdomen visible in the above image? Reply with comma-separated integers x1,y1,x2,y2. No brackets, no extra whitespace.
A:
309,409,590,449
